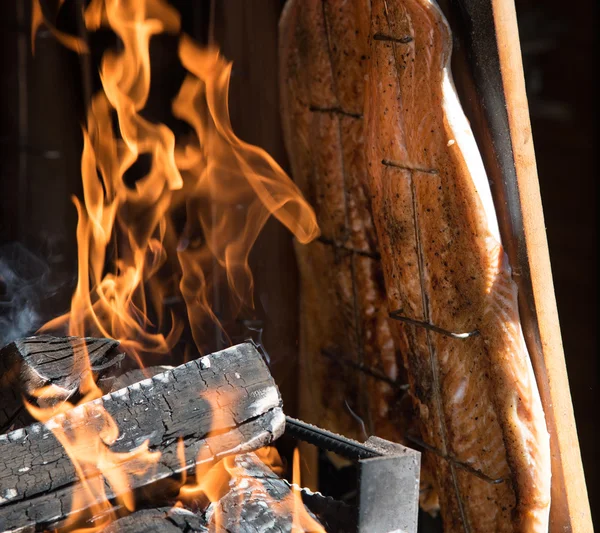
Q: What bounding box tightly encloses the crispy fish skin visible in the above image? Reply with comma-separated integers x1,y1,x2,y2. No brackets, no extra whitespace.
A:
364,0,551,531
279,0,409,444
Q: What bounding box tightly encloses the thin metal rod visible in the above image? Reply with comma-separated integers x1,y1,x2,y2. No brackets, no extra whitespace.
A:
381,159,438,174
316,236,380,260
321,349,408,390
321,0,373,435
308,105,362,119
389,310,480,339
405,433,505,485
373,32,414,44
407,164,470,530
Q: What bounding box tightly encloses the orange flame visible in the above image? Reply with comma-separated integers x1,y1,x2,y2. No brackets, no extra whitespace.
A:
31,0,89,55
177,447,325,531
40,0,318,362
29,0,319,529
41,0,185,366
172,37,319,344
25,395,161,531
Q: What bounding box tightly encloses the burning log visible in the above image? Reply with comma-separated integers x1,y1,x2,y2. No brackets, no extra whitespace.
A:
202,452,325,532
109,367,174,393
0,342,284,532
0,335,126,432
103,508,208,533
101,453,326,533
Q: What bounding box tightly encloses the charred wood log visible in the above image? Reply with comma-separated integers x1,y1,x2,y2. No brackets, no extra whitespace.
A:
0,335,127,432
0,342,284,532
202,452,325,532
109,366,173,393
56,453,329,533
103,508,208,533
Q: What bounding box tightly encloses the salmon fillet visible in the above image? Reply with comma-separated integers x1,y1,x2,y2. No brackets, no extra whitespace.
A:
280,0,551,530
279,0,411,445
362,0,551,531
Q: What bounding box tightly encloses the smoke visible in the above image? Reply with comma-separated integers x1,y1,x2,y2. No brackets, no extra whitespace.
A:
0,243,71,347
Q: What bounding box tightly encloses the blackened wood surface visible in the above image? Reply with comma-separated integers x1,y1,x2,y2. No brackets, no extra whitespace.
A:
108,366,173,393
99,453,328,533
0,335,125,432
204,452,324,533
0,343,284,532
95,454,326,533
103,508,208,533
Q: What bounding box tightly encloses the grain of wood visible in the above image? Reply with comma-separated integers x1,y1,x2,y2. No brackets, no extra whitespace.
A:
490,3,592,530
0,335,126,433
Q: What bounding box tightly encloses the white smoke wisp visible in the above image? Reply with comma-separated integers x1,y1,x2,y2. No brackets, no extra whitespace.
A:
0,243,68,347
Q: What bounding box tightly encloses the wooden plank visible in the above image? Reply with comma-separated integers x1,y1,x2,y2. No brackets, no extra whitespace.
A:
493,4,592,528
0,342,284,532
440,0,592,530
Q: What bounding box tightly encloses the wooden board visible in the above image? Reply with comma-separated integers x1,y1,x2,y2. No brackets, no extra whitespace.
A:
439,0,592,530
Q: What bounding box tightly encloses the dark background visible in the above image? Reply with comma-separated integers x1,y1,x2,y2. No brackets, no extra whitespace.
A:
0,0,596,524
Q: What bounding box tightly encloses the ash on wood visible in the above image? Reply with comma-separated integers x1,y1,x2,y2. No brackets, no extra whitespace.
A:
0,342,284,533
0,335,126,432
108,366,173,393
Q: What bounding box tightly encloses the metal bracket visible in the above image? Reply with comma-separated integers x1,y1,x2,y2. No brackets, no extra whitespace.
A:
284,417,421,533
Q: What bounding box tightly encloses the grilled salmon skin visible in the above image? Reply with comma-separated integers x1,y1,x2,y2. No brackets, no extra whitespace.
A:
280,0,551,531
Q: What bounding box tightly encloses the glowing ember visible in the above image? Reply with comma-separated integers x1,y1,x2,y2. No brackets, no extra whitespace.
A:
28,0,319,529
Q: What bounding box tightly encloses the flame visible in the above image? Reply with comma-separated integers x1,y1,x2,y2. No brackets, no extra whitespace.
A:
25,396,161,531
31,0,89,55
177,447,325,532
28,0,319,529
40,0,319,362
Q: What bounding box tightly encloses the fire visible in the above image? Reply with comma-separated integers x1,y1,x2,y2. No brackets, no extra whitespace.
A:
26,398,161,532
31,0,88,54
173,36,319,346
178,447,325,532
27,0,319,530
38,0,318,362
